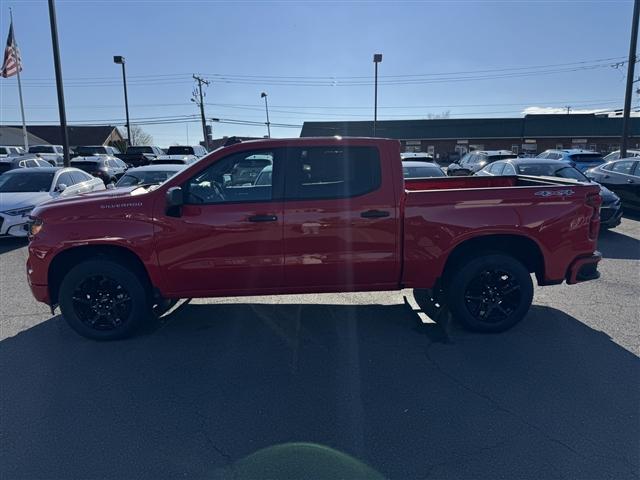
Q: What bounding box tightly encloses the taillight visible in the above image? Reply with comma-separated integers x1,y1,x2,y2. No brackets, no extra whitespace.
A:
586,192,601,239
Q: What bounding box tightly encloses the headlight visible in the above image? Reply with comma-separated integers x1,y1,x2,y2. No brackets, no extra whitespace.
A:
2,205,35,217
28,217,43,237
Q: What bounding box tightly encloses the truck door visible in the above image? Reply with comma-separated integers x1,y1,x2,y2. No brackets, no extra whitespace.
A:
282,145,399,290
154,148,284,295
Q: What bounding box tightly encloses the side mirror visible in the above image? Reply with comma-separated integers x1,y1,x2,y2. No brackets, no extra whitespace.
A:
57,183,67,193
106,183,116,190
166,186,183,217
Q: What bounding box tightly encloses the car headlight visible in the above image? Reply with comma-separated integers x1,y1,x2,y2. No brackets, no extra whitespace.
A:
2,205,35,217
28,217,43,237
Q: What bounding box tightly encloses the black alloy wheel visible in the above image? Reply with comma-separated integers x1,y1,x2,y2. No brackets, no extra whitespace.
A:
71,275,133,331
59,259,151,340
447,254,533,333
463,269,522,324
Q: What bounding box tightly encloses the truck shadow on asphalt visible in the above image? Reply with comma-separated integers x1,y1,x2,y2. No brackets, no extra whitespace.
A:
1,304,638,479
598,228,640,260
0,238,27,254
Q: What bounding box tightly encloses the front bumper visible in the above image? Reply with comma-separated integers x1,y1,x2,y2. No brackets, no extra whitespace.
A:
600,203,623,229
0,214,29,237
566,251,602,284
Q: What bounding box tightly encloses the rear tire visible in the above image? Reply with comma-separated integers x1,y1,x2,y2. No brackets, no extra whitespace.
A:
446,254,533,333
59,259,151,340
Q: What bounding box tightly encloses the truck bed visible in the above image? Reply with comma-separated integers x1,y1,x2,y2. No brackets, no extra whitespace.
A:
401,175,601,288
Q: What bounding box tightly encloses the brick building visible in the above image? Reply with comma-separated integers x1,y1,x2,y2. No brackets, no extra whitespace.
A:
300,114,640,162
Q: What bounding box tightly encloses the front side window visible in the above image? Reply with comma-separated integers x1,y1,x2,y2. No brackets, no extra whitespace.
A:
185,150,277,204
56,172,75,189
489,163,505,174
285,146,381,200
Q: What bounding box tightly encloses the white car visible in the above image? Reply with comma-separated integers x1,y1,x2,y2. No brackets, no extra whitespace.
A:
0,167,105,238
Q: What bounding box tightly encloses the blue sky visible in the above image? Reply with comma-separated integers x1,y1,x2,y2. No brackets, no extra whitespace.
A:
0,0,636,147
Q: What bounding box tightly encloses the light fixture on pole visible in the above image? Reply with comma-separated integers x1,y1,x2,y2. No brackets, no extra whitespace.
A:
373,53,382,137
261,92,271,138
113,55,131,146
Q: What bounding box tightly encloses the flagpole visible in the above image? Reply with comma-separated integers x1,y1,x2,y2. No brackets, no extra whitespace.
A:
9,8,28,151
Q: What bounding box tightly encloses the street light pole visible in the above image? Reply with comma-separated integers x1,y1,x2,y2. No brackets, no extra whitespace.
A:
373,53,382,137
47,0,70,166
113,56,131,146
261,92,271,138
621,0,639,159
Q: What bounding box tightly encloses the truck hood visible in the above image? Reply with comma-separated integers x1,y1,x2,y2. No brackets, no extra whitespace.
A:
0,192,54,212
31,186,151,217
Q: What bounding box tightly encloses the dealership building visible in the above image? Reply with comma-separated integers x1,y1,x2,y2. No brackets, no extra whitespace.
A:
300,114,640,161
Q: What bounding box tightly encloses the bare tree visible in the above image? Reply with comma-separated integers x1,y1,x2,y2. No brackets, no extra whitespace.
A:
425,110,451,120
129,125,153,145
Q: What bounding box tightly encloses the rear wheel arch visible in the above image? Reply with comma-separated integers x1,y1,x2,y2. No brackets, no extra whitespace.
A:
48,245,152,305
441,234,545,285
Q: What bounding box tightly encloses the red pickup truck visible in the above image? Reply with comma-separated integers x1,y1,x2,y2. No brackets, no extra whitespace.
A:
26,137,602,340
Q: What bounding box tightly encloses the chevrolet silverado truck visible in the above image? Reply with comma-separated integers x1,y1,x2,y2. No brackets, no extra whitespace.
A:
26,137,602,340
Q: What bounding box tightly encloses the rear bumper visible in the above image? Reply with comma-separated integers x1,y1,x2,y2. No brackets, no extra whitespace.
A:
566,251,602,284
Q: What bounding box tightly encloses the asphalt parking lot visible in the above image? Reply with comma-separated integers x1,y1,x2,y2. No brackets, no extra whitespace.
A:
1,217,639,479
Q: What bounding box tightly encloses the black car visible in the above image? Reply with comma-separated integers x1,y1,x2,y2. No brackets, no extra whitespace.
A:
70,155,128,185
586,159,640,211
402,161,446,179
0,156,51,175
476,158,623,228
166,145,208,157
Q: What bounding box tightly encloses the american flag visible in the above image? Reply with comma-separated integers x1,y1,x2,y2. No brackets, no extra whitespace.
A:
1,22,22,78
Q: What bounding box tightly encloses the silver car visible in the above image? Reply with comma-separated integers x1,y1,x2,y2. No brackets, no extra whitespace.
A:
0,167,105,237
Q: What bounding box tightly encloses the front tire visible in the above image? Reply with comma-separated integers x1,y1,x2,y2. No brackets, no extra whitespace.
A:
59,259,151,340
446,254,533,333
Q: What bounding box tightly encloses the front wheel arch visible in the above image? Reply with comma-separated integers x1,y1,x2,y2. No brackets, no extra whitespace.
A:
48,245,153,306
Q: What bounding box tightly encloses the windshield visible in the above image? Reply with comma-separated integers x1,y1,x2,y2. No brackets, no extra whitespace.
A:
116,170,178,187
167,146,194,155
0,171,54,192
75,146,106,155
403,165,445,178
28,146,55,154
568,153,604,164
126,146,154,154
516,163,588,181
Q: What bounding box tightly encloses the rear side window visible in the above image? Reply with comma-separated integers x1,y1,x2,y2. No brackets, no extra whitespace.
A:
610,160,635,175
286,147,381,200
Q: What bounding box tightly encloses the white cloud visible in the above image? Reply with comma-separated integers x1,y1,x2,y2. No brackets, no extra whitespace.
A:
522,106,609,115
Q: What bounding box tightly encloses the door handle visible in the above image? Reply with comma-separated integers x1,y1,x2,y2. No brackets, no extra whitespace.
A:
360,209,390,218
248,214,278,222
627,179,635,183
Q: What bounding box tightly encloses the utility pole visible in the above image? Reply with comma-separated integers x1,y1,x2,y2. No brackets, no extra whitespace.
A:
565,106,571,114
47,0,70,166
192,75,210,150
621,0,639,158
